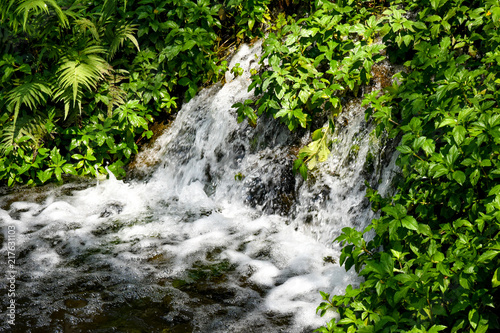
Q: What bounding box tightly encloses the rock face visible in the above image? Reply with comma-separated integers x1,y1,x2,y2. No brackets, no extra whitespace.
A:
243,156,296,216
126,121,173,179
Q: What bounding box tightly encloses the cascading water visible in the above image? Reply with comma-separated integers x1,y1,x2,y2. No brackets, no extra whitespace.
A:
0,42,396,332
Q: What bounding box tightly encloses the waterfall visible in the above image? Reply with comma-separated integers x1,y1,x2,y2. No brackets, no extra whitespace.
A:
0,42,396,332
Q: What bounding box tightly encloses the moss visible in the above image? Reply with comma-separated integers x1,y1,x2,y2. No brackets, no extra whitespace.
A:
363,151,375,174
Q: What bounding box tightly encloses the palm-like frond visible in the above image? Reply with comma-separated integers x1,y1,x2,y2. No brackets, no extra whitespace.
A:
75,18,100,42
0,0,15,22
54,45,111,118
0,112,48,154
5,80,52,124
106,21,140,59
14,0,69,30
0,123,16,154
101,0,127,18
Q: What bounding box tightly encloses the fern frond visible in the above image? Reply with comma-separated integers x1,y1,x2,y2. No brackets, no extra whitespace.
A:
15,0,69,30
101,0,127,18
0,112,49,154
0,123,16,154
0,0,16,22
54,45,112,118
106,21,140,59
75,18,100,42
5,80,53,124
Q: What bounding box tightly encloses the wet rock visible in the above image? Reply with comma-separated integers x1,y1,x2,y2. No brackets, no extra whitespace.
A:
99,202,124,218
243,157,296,216
64,297,88,309
127,121,173,179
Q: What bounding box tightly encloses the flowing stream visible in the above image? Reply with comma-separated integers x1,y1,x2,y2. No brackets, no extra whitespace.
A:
0,43,396,332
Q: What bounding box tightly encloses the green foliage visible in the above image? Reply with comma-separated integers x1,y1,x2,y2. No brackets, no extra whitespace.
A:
312,0,500,332
226,0,271,39
233,0,386,173
0,0,282,186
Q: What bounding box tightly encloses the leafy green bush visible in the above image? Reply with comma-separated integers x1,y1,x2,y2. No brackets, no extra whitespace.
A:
234,0,386,178
0,0,279,186
312,0,500,332
225,0,500,330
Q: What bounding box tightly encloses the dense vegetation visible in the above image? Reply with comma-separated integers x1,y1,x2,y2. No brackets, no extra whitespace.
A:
0,0,273,185
234,0,500,331
2,0,500,332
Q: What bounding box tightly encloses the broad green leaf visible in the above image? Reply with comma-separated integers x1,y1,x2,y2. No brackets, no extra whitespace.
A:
452,125,466,145
55,167,62,181
493,268,500,288
298,90,311,104
37,169,53,184
375,280,385,296
401,215,418,231
432,251,445,263
380,252,394,276
488,184,500,196
430,164,449,178
446,145,459,167
299,163,307,180
181,39,196,51
396,145,412,154
71,154,84,160
468,309,479,330
459,273,470,289
412,137,426,151
439,118,457,128
452,170,466,185
422,139,435,156
62,164,77,175
428,325,447,333
470,169,480,185
478,250,499,263
312,128,324,141
96,132,107,146
308,156,317,170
